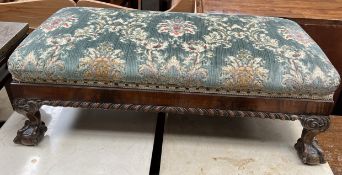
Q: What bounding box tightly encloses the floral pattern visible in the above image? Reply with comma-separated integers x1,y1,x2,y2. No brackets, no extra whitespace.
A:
79,42,125,81
221,50,269,90
157,18,197,37
9,50,64,81
39,13,78,32
278,25,315,47
8,7,340,100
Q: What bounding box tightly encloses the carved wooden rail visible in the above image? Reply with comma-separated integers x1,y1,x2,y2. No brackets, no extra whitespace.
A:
13,98,303,120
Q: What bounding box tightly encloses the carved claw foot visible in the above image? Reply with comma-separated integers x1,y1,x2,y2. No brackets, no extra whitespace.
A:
295,138,326,165
295,115,330,165
13,99,46,146
14,120,47,146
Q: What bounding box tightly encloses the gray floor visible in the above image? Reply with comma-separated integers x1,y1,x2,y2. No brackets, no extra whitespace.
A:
160,114,333,175
0,88,13,121
0,108,333,175
0,107,157,175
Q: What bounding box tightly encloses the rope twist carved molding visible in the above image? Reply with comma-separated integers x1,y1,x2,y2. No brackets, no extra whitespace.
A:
13,98,319,121
13,98,331,164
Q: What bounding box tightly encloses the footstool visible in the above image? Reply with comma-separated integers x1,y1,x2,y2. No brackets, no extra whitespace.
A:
7,7,340,165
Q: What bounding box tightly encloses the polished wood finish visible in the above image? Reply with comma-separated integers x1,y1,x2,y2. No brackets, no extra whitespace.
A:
13,100,47,146
0,0,76,29
0,0,193,29
166,0,194,12
9,82,334,115
317,116,342,175
198,0,342,115
8,81,333,164
77,0,133,9
200,0,342,20
77,0,195,12
295,115,330,165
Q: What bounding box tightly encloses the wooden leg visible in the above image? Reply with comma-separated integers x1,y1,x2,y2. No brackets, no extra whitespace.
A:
295,115,330,165
13,99,47,146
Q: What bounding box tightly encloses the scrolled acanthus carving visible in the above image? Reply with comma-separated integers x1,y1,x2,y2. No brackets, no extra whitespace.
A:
13,98,42,116
300,115,330,132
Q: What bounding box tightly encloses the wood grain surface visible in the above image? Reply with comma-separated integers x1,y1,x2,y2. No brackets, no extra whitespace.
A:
77,0,132,9
166,0,195,12
200,0,342,20
77,0,195,12
7,82,334,115
318,116,342,175
0,0,76,29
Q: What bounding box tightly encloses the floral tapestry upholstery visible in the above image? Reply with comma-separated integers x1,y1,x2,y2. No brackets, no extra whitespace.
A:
8,7,340,100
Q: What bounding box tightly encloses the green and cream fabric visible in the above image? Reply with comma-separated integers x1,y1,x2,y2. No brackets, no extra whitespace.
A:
8,7,340,100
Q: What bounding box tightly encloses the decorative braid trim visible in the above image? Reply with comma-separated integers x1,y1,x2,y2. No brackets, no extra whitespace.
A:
14,98,303,121
12,79,334,101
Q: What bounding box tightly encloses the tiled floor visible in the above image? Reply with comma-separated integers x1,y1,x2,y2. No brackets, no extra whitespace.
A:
0,107,157,175
160,114,333,175
0,107,334,175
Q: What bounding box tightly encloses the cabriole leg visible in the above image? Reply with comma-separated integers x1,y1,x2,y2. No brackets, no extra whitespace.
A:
13,99,47,146
295,115,330,165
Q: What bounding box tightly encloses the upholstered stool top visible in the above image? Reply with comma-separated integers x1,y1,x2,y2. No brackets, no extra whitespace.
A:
8,7,340,100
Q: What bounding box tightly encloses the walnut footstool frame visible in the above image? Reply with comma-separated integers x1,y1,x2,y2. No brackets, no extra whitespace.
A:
7,81,333,165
